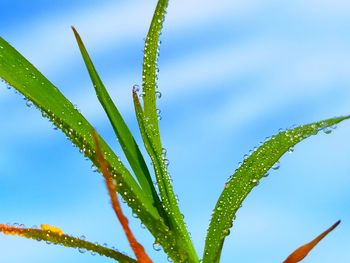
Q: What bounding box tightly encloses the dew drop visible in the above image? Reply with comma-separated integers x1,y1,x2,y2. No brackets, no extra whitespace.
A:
156,109,162,120
133,84,140,92
153,242,162,251
163,158,169,167
216,206,222,211
78,247,86,253
272,161,280,170
155,91,162,99
161,148,167,158
323,127,332,134
251,178,258,184
288,147,294,153
132,212,138,219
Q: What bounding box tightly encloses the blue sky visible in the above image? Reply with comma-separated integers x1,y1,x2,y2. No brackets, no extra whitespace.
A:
1,0,350,262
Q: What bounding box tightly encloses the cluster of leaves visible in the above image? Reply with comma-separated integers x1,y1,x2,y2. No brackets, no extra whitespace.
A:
0,0,347,262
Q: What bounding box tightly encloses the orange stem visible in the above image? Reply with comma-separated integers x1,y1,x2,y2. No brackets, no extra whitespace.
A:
283,220,340,263
92,130,153,263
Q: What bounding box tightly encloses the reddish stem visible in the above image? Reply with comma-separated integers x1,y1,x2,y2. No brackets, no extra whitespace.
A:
92,130,153,263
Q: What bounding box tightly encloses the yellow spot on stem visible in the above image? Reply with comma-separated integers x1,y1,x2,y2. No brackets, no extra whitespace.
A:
40,224,64,236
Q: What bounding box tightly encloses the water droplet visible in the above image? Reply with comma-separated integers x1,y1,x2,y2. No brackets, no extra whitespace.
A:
272,161,280,170
251,178,258,184
163,158,169,167
78,247,86,253
216,206,222,211
132,212,138,219
153,242,162,251
155,91,162,99
161,148,167,158
323,127,332,134
77,121,82,126
133,84,140,92
156,109,162,120
288,147,294,153
223,228,231,236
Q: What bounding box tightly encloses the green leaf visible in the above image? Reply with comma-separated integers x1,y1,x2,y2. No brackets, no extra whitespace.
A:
133,90,199,262
71,26,163,216
203,116,350,263
0,37,185,262
0,36,155,217
0,224,137,263
142,0,168,155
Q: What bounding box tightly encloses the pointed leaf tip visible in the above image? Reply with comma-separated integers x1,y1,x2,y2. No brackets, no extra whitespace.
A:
283,220,341,263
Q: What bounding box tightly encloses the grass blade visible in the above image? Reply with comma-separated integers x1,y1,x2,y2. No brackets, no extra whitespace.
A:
0,37,183,260
72,26,162,214
0,36,155,217
142,0,168,155
133,89,199,262
0,224,137,263
203,116,350,263
283,220,341,263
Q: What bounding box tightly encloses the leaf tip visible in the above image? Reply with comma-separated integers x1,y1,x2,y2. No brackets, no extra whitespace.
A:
283,220,341,263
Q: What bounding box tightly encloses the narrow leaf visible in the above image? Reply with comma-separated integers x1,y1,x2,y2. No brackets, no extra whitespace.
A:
142,0,168,155
0,37,154,217
72,27,161,213
93,130,153,263
203,116,350,263
0,37,182,260
0,224,137,263
133,89,199,263
283,220,341,263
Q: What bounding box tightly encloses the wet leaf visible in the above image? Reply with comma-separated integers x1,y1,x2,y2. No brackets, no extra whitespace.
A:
203,116,350,263
0,224,137,263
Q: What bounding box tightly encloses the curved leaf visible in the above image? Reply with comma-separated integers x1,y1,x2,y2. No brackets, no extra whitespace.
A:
0,224,137,263
0,37,184,262
142,0,168,155
203,116,350,263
